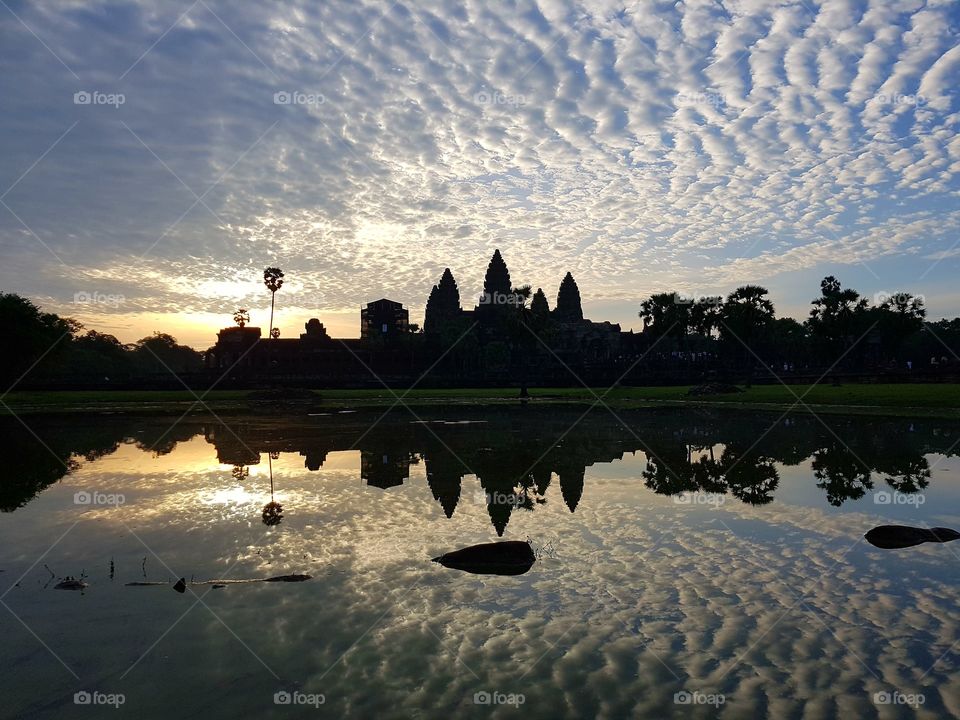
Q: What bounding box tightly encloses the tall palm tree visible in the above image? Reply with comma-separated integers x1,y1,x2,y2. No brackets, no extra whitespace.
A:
263,267,285,340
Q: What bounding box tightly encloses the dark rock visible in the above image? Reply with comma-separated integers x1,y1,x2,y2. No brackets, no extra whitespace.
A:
173,577,187,593
865,525,960,549
432,540,536,576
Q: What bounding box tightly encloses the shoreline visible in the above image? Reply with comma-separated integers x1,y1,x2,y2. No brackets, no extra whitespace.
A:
3,384,960,419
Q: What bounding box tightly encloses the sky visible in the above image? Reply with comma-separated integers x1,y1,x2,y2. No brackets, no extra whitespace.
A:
1,0,959,349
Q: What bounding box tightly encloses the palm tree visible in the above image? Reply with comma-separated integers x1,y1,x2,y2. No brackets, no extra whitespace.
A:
263,267,284,340
233,308,250,328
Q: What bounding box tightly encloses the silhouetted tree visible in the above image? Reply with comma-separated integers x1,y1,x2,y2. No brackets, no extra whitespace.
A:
807,276,868,360
719,285,775,383
263,267,284,340
0,293,78,386
233,308,250,328
872,292,925,361
133,332,202,373
639,292,692,346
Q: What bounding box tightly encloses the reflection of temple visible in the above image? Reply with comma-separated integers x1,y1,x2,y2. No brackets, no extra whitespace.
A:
5,409,957,533
361,450,410,489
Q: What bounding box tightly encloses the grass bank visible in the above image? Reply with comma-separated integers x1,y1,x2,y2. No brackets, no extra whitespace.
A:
2,384,959,418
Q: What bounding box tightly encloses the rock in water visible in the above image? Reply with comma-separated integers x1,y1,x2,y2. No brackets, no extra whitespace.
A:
865,525,960,549
432,540,536,576
173,577,187,593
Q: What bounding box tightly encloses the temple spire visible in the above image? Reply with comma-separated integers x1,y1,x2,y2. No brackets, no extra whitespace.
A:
555,272,583,321
482,249,512,299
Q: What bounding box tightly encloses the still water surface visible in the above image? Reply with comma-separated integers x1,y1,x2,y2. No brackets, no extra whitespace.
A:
1,407,958,719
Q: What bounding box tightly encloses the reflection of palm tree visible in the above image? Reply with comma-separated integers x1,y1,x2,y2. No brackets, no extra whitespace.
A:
261,453,284,526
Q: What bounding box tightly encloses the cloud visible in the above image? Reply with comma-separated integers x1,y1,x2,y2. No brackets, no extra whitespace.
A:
1,0,958,343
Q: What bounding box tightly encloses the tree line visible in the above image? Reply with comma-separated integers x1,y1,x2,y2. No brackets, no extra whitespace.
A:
0,293,203,388
637,276,952,374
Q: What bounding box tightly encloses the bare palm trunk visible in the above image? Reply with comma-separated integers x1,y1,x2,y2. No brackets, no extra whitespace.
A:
268,292,276,340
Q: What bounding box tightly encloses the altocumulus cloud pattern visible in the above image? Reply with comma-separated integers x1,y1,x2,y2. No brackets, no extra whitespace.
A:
1,0,959,338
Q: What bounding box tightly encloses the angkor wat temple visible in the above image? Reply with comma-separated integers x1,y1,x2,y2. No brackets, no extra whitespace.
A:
208,249,638,387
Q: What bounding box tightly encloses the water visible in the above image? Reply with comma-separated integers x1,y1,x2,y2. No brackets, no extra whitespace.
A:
1,406,958,719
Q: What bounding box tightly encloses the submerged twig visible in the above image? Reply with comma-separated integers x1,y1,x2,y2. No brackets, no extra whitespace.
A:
126,573,311,587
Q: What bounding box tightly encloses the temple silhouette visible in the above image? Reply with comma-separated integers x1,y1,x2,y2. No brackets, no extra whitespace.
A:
207,249,631,385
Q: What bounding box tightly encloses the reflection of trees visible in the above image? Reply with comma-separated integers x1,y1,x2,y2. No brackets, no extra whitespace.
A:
722,450,779,505
5,408,959,526
812,444,873,506
642,443,697,496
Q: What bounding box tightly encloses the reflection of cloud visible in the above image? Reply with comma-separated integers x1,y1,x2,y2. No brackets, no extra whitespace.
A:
4,441,960,718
